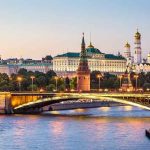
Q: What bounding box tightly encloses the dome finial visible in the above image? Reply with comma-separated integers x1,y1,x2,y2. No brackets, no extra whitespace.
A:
90,32,91,43
135,28,141,39
88,32,94,48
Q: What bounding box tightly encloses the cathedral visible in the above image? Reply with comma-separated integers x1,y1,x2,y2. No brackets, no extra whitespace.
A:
124,30,150,73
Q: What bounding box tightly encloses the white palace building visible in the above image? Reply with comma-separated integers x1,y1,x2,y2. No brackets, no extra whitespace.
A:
53,41,126,77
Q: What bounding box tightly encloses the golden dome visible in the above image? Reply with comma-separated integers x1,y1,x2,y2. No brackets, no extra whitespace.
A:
88,42,94,48
125,42,130,48
135,29,141,39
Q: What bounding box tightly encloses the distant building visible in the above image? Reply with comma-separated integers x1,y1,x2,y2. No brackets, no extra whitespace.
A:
0,64,17,75
135,63,150,73
0,56,53,76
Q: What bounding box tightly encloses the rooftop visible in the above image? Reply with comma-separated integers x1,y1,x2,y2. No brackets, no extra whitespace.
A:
105,54,126,60
55,52,125,60
55,52,80,58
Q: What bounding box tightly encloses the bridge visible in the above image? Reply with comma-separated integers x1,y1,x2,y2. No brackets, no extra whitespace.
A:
0,92,150,114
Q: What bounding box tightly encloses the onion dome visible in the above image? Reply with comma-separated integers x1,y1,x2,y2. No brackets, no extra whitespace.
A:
135,29,141,39
125,42,130,48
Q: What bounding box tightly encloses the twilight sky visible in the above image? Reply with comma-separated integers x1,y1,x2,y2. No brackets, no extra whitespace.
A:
0,0,150,59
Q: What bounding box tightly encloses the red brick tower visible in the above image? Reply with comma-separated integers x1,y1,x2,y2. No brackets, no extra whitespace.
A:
77,33,90,92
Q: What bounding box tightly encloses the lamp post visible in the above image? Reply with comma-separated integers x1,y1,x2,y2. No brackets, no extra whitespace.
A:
97,74,102,91
118,75,123,89
134,74,139,92
55,76,58,91
30,76,35,92
17,76,22,92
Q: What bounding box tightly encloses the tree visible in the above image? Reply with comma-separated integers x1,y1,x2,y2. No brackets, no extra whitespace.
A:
18,68,28,76
27,84,38,91
0,73,10,91
46,84,55,91
46,70,56,78
65,77,70,90
70,77,77,90
90,71,101,89
143,83,150,91
36,76,47,88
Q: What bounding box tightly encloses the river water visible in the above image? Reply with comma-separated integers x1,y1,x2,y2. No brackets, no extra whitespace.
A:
0,106,150,150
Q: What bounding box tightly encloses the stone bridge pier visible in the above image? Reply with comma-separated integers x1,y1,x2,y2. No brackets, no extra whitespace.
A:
0,93,12,114
0,92,51,114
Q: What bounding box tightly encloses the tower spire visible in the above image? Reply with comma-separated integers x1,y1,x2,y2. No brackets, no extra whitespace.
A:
90,32,91,44
82,32,85,45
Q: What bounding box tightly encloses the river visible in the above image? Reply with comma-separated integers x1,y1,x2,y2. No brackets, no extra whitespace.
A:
0,106,150,150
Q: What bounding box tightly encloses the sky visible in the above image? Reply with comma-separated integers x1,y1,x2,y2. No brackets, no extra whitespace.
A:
0,0,150,59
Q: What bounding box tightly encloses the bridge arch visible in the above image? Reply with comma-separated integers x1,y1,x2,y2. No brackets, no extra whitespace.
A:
13,93,150,113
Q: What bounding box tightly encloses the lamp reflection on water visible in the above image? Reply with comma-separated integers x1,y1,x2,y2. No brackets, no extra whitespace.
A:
123,105,133,111
74,108,86,113
50,111,60,114
99,107,110,112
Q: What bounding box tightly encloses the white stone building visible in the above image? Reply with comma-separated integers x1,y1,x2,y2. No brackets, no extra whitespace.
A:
53,42,127,77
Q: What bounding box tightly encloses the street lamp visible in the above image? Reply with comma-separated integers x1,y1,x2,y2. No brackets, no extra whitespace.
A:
118,75,123,89
134,74,139,92
30,76,35,92
97,74,103,91
54,76,58,91
17,76,22,92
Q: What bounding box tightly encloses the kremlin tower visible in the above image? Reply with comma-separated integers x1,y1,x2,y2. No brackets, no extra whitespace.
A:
134,29,142,64
77,33,90,92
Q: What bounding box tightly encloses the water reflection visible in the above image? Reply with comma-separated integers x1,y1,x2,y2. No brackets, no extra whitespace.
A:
99,107,110,112
49,121,64,137
123,105,133,111
0,106,150,150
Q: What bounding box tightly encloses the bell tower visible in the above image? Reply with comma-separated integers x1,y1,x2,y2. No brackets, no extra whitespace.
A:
77,33,90,92
134,29,142,64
